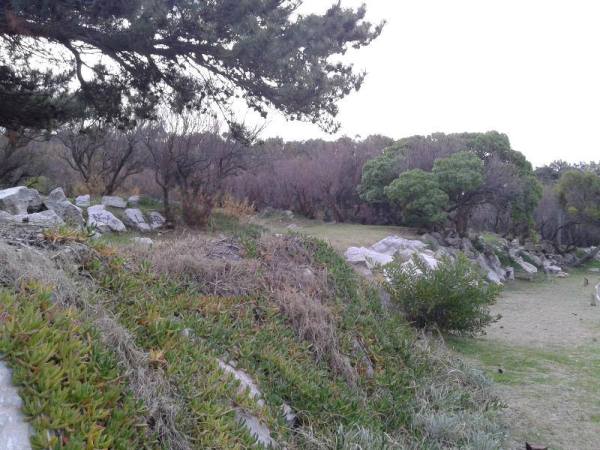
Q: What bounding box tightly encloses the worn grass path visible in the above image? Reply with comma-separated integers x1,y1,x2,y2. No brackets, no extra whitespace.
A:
450,271,600,450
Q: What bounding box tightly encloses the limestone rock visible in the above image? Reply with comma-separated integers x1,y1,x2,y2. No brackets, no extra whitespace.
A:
0,362,32,450
101,195,127,209
128,195,140,207
0,186,43,215
87,205,126,233
16,210,64,227
123,209,151,232
148,211,166,230
75,195,91,207
132,237,154,247
44,188,84,227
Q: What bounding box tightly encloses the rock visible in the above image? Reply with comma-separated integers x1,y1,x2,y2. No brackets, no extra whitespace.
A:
44,188,84,227
371,236,427,254
148,211,166,230
283,210,294,219
287,224,300,231
101,195,127,208
543,263,563,275
281,403,298,428
132,237,154,247
592,284,600,306
521,250,543,268
0,362,32,450
16,210,64,227
128,195,141,207
87,205,126,233
235,410,277,448
476,254,504,284
345,247,394,269
75,195,91,207
0,186,43,215
0,211,17,224
509,248,538,274
589,268,600,273
123,209,151,232
505,267,515,280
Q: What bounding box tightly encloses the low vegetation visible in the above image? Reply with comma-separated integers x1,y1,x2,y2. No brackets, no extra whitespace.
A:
386,255,501,335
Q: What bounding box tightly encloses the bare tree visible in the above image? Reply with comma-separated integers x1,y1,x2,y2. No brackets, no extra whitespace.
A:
0,129,44,187
58,123,144,195
143,115,257,227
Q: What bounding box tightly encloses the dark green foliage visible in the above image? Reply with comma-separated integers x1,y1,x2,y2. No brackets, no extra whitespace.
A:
0,284,152,449
386,255,501,335
359,131,542,236
557,170,600,225
1,0,382,130
384,169,448,227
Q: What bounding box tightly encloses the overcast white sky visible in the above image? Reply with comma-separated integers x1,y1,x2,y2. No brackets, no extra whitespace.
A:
261,0,600,167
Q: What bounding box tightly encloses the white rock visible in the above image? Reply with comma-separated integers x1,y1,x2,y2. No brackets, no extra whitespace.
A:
147,211,166,230
87,205,126,233
75,195,91,207
476,254,504,284
218,360,262,402
44,188,84,227
0,211,17,224
0,186,43,215
371,236,427,255
593,284,600,306
235,410,277,448
128,195,141,207
132,237,154,247
101,195,127,209
15,210,64,228
0,363,32,450
123,209,151,232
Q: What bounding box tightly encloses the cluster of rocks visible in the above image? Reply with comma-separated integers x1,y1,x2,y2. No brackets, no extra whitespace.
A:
0,186,165,235
345,231,581,284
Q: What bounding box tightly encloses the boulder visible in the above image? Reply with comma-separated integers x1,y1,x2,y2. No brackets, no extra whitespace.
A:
0,186,43,215
543,262,563,275
0,211,17,224
370,236,427,255
148,211,166,230
44,188,84,227
132,237,154,247
75,195,91,207
476,254,504,284
128,195,141,207
87,205,126,233
101,195,127,209
16,210,64,227
345,247,394,269
123,208,151,232
521,250,543,268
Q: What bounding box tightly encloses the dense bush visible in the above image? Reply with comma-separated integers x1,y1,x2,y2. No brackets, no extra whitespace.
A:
386,255,501,335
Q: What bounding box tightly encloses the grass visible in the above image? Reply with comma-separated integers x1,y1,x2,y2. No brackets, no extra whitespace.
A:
255,215,418,252
0,283,153,449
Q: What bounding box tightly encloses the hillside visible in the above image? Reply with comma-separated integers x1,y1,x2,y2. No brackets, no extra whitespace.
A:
0,220,504,449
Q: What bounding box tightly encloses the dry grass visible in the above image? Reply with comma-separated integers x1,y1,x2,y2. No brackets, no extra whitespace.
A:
219,194,255,219
132,233,359,385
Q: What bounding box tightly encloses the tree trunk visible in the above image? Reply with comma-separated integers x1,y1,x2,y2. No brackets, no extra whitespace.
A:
162,186,173,224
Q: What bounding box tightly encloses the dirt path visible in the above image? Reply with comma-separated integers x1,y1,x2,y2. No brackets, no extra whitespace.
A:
451,271,600,450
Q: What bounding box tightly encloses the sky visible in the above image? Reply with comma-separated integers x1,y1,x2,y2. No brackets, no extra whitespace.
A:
260,0,600,167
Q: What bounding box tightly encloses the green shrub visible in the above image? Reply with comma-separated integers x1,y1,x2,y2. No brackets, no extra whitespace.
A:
385,255,501,335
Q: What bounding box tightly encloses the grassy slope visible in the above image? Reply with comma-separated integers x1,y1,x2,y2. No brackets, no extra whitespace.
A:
0,216,504,449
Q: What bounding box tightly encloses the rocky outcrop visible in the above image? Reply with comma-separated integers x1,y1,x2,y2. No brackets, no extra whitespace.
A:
44,188,84,227
0,186,43,215
102,195,127,209
87,205,126,233
123,209,151,232
345,236,438,273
